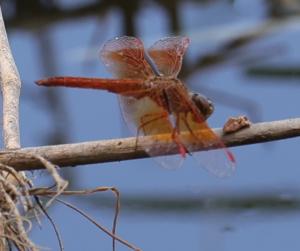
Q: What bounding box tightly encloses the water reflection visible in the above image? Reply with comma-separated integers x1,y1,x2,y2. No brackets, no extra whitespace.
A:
2,0,300,250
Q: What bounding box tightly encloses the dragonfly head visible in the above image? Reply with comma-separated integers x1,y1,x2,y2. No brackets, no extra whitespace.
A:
190,92,214,120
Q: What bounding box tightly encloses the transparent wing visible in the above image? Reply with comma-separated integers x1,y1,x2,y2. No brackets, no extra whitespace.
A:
100,36,155,79
181,114,235,177
165,86,236,177
119,95,185,169
148,36,190,77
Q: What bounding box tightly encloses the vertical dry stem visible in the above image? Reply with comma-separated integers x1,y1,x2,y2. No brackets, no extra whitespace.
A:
0,6,21,149
0,5,21,250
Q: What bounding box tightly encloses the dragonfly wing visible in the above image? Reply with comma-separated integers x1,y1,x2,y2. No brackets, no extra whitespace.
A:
183,121,235,177
148,36,190,77
165,86,236,177
190,148,235,177
100,36,154,79
119,95,185,169
119,95,171,135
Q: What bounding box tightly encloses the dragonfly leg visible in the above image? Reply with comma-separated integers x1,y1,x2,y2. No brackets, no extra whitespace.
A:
172,115,188,157
181,114,201,141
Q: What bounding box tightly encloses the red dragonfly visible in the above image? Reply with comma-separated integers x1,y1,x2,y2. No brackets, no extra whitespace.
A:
37,36,235,177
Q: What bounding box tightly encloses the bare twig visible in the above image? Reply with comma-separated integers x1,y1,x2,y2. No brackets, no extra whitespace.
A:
54,198,141,251
30,186,121,251
0,6,21,149
34,198,64,251
29,187,137,250
0,117,299,171
0,5,22,250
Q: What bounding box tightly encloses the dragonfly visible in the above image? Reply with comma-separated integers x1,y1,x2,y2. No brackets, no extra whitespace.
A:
37,36,235,177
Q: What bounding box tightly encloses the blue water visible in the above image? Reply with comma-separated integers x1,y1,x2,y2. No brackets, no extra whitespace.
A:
5,0,300,250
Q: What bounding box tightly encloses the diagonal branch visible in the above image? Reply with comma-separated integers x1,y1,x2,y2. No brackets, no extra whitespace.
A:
0,117,299,171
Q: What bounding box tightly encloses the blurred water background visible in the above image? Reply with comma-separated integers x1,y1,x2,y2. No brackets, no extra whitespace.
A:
2,0,300,250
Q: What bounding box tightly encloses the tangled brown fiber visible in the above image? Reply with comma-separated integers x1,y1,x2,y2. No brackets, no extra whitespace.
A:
0,152,141,251
0,153,67,251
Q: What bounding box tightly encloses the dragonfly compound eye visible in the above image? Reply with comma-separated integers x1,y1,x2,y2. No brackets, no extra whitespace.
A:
190,92,214,120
